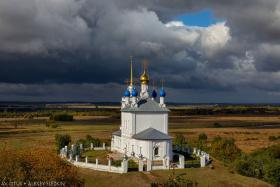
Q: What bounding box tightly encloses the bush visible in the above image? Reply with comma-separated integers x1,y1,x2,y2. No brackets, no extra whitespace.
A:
111,160,122,167
268,136,280,141
197,133,208,150
264,160,280,186
50,113,73,121
210,137,241,164
0,146,83,186
128,160,138,168
213,122,222,128
234,155,264,178
269,136,277,141
198,133,207,142
51,123,59,128
174,134,187,151
76,135,101,148
55,134,71,152
151,171,198,187
233,144,280,186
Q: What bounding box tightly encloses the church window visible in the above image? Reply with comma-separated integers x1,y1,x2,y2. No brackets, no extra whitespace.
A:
154,147,159,157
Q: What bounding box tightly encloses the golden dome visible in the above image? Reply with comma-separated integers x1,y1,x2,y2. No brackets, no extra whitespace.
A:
140,69,149,85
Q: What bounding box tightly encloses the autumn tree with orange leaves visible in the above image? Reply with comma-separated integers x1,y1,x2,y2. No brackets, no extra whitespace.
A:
0,146,84,187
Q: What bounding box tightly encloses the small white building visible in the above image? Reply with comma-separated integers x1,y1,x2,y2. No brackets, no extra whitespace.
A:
111,61,173,161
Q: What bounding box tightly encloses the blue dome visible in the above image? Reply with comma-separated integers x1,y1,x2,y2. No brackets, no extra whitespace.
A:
131,87,138,97
152,90,157,98
124,89,130,97
159,88,166,97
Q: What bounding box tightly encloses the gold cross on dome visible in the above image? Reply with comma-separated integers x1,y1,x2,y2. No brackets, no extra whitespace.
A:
153,80,156,89
161,79,165,88
124,79,130,86
142,59,149,70
130,56,133,86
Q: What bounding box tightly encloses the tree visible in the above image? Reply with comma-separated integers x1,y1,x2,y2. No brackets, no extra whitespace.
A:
76,135,101,148
174,134,187,151
264,160,280,186
50,113,73,121
213,122,222,128
198,133,207,142
55,134,71,152
210,137,241,164
197,133,208,150
151,169,198,187
234,155,263,178
234,144,280,186
0,146,83,186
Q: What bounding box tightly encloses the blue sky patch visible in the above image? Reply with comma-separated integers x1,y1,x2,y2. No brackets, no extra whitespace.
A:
174,9,224,27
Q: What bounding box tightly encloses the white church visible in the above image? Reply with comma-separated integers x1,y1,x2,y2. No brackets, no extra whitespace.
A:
111,60,173,161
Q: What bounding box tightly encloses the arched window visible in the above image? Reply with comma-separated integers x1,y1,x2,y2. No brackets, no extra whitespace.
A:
154,147,159,156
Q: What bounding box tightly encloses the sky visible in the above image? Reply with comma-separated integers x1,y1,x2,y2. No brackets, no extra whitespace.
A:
0,0,280,103
175,9,223,27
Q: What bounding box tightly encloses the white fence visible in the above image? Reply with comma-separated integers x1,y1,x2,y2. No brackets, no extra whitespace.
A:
192,147,210,167
173,146,211,168
71,159,128,174
60,143,210,173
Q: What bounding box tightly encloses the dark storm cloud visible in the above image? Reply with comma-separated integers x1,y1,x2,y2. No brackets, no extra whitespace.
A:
0,0,280,102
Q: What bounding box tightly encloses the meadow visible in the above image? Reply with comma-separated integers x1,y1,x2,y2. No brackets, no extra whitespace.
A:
0,105,279,186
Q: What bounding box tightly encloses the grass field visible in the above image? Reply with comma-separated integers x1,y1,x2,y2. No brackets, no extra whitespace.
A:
78,163,271,187
0,113,279,186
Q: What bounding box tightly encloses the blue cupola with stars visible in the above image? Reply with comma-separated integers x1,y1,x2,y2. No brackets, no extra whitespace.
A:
152,90,157,98
131,87,138,97
160,88,166,97
124,89,130,97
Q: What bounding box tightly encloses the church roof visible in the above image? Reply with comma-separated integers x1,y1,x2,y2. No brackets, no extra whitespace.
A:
121,98,169,112
112,130,121,136
132,128,172,140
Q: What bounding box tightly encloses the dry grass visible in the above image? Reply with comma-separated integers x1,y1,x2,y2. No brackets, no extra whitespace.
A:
0,114,279,186
78,163,271,187
1,115,280,153
170,128,280,153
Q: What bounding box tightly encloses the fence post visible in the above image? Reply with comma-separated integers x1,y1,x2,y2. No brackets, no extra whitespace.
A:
200,155,206,167
147,159,152,171
108,159,111,171
75,155,79,162
96,158,99,168
166,157,170,168
179,155,185,168
103,142,106,150
85,156,88,164
193,147,197,155
90,143,94,150
121,159,128,173
138,159,144,172
206,154,210,163
64,145,68,155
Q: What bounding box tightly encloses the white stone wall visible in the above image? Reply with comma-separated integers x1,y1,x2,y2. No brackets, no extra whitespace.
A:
72,160,128,174
121,112,168,138
135,113,167,134
113,136,172,161
111,135,122,151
